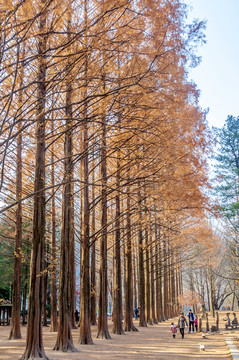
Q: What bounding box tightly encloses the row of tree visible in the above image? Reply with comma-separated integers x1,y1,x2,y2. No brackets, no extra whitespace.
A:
180,116,239,316
0,1,212,359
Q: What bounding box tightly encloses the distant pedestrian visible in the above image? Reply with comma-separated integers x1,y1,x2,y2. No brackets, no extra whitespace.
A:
75,309,79,324
170,322,177,338
187,309,196,333
232,313,238,325
178,312,188,339
134,307,139,320
195,316,198,332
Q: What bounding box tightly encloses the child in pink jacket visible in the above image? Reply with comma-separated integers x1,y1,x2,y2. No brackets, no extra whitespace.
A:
170,322,177,338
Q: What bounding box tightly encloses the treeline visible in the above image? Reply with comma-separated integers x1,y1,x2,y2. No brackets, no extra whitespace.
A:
0,0,211,359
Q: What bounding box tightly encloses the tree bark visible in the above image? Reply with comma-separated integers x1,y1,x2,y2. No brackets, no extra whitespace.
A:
53,13,77,351
90,146,97,325
96,71,111,339
79,0,93,341
199,317,202,333
124,178,138,332
96,4,111,337
53,114,77,352
145,227,152,325
138,187,147,327
155,226,160,322
206,312,209,332
133,246,137,309
42,239,49,327
70,193,76,329
150,234,157,324
22,260,28,327
209,268,215,317
20,3,48,358
50,118,57,332
9,58,23,339
112,111,124,335
163,238,168,320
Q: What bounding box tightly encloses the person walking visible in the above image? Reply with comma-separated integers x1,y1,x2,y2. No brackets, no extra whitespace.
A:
195,316,198,332
187,309,196,333
134,307,139,320
170,322,177,338
178,312,188,339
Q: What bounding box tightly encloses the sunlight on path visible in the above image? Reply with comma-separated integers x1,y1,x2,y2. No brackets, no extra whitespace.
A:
0,317,232,360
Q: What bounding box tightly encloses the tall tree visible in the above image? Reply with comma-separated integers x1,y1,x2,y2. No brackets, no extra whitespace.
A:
50,118,57,332
53,6,77,351
96,0,111,340
138,185,147,327
9,43,24,340
112,131,124,334
90,142,97,326
79,0,93,344
21,2,48,358
214,115,239,230
124,166,138,332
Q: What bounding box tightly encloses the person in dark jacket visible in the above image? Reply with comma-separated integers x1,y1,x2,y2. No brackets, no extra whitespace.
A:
75,309,79,324
134,307,139,320
178,312,188,339
187,309,196,333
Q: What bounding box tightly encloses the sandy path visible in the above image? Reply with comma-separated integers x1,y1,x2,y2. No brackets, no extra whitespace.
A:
0,317,232,359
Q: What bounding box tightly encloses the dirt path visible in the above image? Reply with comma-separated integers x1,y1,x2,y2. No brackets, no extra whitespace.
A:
0,317,232,359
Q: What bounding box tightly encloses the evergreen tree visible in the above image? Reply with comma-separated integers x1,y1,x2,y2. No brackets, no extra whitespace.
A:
214,115,239,231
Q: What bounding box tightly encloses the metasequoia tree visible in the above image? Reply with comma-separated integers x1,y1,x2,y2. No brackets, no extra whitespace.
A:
137,184,147,327
0,0,215,352
54,3,77,351
50,117,57,332
21,0,48,358
9,42,25,340
96,14,111,337
79,0,93,344
124,156,138,332
90,134,97,326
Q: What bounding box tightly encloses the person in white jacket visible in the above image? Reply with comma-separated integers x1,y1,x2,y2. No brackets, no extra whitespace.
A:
187,309,196,333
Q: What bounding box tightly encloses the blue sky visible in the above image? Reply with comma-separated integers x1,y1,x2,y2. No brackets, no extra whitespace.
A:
186,0,239,129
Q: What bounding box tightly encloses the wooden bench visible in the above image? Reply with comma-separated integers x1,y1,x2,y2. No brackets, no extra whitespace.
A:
225,323,238,330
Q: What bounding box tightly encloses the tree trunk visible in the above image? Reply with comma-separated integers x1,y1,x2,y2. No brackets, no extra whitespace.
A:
90,148,97,325
209,268,215,317
96,70,111,339
138,188,147,327
53,13,77,350
158,239,164,321
155,226,160,322
20,3,48,358
133,246,137,309
42,239,49,327
22,261,28,327
53,118,77,352
50,119,57,332
79,1,93,340
70,193,76,329
145,228,152,325
206,312,209,332
112,116,124,335
216,311,219,331
168,245,173,318
150,234,157,324
163,238,168,320
231,286,235,311
124,183,138,332
9,67,23,339
199,317,202,333
170,246,176,317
